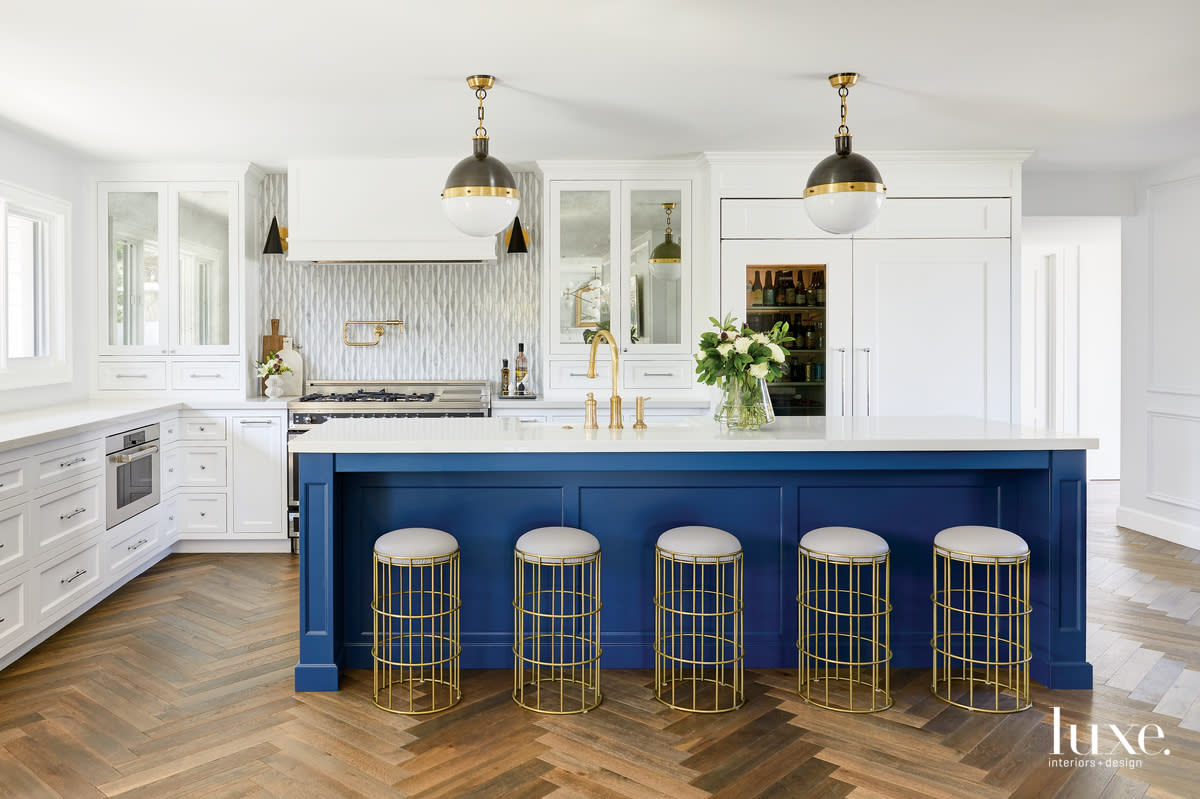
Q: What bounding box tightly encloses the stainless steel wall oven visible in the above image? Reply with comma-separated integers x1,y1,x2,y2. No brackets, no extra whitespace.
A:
105,423,160,529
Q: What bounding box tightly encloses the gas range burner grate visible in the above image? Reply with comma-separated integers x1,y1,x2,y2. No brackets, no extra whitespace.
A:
297,390,436,403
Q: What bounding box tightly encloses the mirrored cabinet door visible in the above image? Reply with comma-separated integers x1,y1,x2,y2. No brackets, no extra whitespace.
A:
104,188,168,353
551,183,619,349
173,187,234,351
627,186,684,348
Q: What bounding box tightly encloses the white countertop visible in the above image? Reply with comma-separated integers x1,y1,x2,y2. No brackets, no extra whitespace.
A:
0,396,292,454
492,397,709,409
288,415,1099,454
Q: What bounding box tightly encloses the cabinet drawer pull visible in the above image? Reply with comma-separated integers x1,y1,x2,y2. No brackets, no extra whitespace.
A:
60,568,87,584
238,419,274,425
641,371,675,377
59,506,87,521
190,373,222,379
127,538,150,552
58,456,87,468
115,373,149,379
568,371,589,377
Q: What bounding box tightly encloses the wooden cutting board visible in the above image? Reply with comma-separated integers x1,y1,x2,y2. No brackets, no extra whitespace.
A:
261,319,284,360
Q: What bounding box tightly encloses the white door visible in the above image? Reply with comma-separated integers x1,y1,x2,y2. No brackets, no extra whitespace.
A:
852,239,1011,420
231,416,284,535
720,239,853,416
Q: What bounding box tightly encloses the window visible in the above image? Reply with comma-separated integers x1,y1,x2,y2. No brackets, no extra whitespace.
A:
0,179,71,388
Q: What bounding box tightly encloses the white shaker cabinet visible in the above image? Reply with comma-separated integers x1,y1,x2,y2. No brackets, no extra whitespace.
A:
851,239,1011,419
231,415,284,535
719,198,1014,422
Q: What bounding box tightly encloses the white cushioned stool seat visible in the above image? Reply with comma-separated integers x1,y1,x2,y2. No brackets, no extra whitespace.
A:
374,527,459,563
934,525,1029,563
657,526,742,563
515,526,600,561
800,527,889,563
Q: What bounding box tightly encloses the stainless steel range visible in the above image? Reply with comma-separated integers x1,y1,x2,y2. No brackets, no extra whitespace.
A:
285,380,491,549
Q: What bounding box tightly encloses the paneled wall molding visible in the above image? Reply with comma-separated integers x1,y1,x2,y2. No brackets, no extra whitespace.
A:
1146,177,1200,396
1145,411,1200,511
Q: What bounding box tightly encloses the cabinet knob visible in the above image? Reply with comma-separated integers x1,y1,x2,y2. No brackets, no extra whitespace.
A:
199,511,206,517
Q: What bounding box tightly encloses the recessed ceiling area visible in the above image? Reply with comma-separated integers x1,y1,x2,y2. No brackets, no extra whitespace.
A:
1,1,1197,173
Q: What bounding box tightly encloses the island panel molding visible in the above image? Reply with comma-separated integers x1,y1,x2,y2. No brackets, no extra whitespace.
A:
294,418,1094,691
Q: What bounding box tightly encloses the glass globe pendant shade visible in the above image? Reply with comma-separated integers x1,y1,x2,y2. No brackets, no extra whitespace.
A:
804,135,886,234
442,137,520,237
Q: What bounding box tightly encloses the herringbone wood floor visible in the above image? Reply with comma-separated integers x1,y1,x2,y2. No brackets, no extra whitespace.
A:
1,483,1197,798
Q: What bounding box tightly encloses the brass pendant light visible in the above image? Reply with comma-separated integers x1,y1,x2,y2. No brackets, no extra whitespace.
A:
648,202,681,280
804,73,886,234
441,75,521,237
649,203,681,264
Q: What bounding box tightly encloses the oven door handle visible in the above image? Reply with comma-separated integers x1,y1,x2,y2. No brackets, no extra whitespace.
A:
110,444,159,464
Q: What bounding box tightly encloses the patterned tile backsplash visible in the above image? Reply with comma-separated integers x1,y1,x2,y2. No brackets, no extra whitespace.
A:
257,172,542,392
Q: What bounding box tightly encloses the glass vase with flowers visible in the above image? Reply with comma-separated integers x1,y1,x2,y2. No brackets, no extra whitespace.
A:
695,314,793,430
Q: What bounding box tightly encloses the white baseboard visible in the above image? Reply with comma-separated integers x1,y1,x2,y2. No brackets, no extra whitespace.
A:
171,538,292,554
1116,505,1200,550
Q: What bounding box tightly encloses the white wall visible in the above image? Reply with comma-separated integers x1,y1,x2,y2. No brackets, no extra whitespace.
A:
1023,171,1136,217
1118,164,1200,548
1021,217,1121,478
0,123,92,412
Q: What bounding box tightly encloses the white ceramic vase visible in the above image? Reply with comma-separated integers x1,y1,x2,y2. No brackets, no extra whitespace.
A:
264,374,284,399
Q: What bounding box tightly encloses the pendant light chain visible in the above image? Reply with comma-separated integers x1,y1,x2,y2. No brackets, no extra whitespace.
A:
664,205,673,236
475,87,488,138
838,85,850,136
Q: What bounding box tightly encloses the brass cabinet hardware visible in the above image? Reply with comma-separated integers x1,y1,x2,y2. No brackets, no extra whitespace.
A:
344,320,404,346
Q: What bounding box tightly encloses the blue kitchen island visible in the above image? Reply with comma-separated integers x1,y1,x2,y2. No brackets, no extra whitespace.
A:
291,416,1097,691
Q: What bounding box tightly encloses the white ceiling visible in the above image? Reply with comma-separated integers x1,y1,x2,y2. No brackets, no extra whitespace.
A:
2,0,1198,173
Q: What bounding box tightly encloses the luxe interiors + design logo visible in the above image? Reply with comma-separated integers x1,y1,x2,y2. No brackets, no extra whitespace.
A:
1048,707,1171,769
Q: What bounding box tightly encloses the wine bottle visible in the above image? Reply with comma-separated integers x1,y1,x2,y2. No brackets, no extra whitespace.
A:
783,271,796,305
796,270,807,306
751,271,763,306
500,359,511,396
816,270,826,306
764,270,775,306
514,343,529,396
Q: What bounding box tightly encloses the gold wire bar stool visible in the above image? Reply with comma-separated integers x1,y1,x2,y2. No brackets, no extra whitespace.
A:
654,526,744,713
797,526,892,713
371,527,461,714
513,526,602,714
931,525,1032,713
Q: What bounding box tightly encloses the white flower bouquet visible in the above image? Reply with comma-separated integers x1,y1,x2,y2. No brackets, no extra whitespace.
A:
694,313,792,429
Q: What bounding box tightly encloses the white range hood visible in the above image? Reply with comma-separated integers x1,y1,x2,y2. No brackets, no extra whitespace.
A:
286,158,499,262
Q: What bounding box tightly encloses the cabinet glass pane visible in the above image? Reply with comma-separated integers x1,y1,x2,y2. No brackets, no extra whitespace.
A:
558,190,611,345
744,263,828,416
107,192,161,347
177,191,230,347
629,189,682,346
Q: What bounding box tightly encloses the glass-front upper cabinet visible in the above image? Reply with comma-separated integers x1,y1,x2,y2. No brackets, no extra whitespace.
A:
549,179,689,356
101,182,238,356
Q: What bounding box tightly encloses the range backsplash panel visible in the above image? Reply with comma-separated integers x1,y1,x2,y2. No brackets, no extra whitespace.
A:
257,172,541,390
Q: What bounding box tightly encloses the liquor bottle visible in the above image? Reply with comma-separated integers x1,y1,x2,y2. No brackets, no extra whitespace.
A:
764,270,775,306
500,359,511,396
514,343,529,396
806,271,817,306
805,324,817,350
816,321,825,349
751,271,763,305
796,270,807,306
815,270,826,306
783,271,796,305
